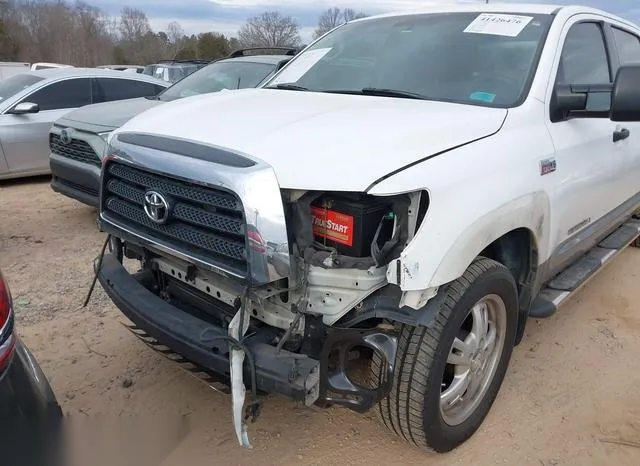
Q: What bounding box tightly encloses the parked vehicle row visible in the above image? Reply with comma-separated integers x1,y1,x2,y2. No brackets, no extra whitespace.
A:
0,68,167,180
49,48,297,205
0,62,74,81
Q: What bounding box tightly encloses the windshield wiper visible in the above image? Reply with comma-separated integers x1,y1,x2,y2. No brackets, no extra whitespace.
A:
324,88,428,100
267,83,311,91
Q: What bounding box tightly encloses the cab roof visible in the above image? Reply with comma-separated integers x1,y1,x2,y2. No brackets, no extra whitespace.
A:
360,3,634,28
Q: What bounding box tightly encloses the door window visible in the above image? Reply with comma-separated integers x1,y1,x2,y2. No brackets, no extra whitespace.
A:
612,27,640,65
556,22,612,114
557,22,611,85
93,78,164,103
22,78,92,111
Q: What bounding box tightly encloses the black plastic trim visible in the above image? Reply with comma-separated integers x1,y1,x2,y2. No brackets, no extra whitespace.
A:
116,133,257,168
49,155,100,207
50,178,99,208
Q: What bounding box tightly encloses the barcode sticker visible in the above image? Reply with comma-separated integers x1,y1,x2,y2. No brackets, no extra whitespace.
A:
464,14,533,37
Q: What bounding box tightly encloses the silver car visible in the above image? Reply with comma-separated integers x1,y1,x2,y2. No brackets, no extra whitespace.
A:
0,68,168,180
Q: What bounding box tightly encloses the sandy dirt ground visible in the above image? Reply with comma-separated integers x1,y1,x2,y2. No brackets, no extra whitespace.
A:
1,177,640,465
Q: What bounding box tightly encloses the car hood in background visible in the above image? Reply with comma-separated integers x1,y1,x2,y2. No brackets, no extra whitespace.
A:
57,97,164,133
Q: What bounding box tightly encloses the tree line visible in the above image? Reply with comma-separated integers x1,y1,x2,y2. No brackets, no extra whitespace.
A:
0,1,366,66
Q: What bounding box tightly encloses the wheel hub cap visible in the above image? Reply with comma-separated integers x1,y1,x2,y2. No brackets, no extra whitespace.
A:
439,294,507,426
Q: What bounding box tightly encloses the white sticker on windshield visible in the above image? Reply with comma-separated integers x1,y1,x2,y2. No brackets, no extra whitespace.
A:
464,14,533,37
271,47,332,84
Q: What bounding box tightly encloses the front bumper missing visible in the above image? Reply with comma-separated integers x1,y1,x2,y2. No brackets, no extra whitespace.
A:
98,253,320,401
97,252,398,445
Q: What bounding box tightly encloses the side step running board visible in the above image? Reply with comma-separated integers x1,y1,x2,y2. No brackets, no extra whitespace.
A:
530,219,640,318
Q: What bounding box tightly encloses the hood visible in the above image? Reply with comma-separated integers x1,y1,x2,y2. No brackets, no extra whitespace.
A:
116,89,508,191
59,97,164,132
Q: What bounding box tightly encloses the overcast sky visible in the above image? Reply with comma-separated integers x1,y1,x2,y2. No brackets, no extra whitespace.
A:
93,0,640,42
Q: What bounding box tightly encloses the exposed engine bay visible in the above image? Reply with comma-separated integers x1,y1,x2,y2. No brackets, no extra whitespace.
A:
102,185,429,448
122,189,429,332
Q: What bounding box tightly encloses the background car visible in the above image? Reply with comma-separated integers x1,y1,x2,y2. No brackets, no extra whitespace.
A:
49,47,298,207
98,65,145,74
0,62,31,81
30,62,73,71
142,59,210,83
0,68,168,181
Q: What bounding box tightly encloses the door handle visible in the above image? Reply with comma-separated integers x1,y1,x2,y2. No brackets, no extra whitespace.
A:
613,128,630,142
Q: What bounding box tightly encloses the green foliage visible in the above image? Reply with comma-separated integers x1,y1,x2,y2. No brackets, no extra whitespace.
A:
197,32,230,60
0,18,20,60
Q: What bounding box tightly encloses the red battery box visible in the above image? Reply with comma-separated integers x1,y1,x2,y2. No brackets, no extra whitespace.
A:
310,195,393,258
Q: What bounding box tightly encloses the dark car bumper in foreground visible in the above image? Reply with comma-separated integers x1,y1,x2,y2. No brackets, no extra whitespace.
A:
0,338,63,466
49,153,101,208
0,337,62,421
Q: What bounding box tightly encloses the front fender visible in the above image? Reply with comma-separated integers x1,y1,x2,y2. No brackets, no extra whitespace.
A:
428,192,549,287
384,191,550,291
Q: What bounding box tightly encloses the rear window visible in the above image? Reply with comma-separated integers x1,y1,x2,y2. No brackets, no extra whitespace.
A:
0,74,44,103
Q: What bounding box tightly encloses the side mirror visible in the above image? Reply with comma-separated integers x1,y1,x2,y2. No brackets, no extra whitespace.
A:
554,85,587,113
552,84,611,121
610,64,640,122
10,102,40,115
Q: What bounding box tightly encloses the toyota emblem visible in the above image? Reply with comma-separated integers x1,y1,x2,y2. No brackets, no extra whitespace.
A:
59,129,72,145
143,191,170,224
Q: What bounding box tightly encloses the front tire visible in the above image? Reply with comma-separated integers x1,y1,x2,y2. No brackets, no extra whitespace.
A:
372,257,518,452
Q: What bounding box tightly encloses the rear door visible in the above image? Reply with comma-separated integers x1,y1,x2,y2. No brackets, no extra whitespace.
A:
92,77,165,103
607,23,640,207
0,77,92,175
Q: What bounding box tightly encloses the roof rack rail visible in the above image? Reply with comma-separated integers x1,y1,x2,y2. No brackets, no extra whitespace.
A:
228,47,300,58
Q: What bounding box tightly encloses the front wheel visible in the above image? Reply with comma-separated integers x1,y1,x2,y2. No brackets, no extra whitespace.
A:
372,257,518,452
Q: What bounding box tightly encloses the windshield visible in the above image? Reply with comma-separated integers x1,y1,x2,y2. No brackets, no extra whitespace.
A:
158,60,276,101
0,74,43,103
267,12,553,107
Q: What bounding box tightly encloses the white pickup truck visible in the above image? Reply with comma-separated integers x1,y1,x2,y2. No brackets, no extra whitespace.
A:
95,3,640,453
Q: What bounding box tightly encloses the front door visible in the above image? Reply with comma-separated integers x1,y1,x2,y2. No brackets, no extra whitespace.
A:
545,18,625,272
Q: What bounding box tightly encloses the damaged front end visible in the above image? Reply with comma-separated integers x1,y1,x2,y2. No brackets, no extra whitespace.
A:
96,132,431,447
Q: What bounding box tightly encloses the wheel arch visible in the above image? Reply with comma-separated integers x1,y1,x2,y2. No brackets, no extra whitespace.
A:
477,228,540,345
425,193,549,345
426,192,548,289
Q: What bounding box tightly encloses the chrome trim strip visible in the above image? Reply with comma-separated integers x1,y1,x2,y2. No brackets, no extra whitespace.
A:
101,132,292,285
100,214,247,280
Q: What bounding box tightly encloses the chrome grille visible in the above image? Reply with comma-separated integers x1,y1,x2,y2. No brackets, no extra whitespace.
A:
50,133,101,167
101,162,248,275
